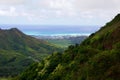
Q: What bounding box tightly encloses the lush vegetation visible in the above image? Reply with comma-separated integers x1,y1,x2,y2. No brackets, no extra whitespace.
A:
0,77,12,80
0,28,63,77
17,14,120,80
46,39,72,48
46,36,87,48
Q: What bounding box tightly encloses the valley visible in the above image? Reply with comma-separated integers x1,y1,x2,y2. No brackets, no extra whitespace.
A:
0,28,87,79
33,35,87,48
16,14,120,80
0,0,119,80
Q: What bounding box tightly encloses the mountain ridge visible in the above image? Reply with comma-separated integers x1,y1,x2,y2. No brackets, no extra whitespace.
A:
0,28,62,77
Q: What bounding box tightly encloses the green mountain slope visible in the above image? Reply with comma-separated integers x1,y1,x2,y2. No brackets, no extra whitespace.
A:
0,28,62,77
82,14,120,50
17,14,120,80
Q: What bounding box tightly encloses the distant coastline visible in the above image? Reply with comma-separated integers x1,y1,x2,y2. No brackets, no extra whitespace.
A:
31,33,90,36
0,24,100,35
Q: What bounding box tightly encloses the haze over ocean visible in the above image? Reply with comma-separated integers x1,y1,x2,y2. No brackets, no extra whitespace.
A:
0,24,100,36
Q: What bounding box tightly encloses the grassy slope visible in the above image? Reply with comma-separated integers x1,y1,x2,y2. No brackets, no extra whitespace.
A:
0,28,63,77
0,78,12,80
17,14,120,80
46,39,72,48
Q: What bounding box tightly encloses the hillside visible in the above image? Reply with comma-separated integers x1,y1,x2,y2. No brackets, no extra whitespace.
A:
17,14,120,80
82,14,120,50
34,35,87,48
0,28,62,77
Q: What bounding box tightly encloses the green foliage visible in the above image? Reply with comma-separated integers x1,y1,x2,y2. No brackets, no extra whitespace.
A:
87,50,120,80
17,14,120,80
0,77,12,80
16,52,62,80
47,39,72,48
0,28,63,77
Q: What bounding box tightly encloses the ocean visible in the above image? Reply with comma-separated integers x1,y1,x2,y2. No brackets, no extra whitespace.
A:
0,25,101,36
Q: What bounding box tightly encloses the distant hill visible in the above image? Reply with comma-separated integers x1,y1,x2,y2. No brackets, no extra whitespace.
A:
33,35,87,48
17,14,120,80
0,28,62,77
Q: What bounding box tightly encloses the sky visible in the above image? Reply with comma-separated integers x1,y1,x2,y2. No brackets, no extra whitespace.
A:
0,0,120,35
0,0,119,25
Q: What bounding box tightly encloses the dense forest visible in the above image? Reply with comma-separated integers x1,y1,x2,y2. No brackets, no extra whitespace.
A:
16,14,120,80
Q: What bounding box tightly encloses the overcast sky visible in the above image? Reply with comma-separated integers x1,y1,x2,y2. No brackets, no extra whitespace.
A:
0,0,120,26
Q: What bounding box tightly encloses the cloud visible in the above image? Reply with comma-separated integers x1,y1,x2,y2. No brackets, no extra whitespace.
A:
0,0,25,5
36,0,77,17
0,0,120,25
35,0,120,20
0,6,18,16
0,6,36,22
